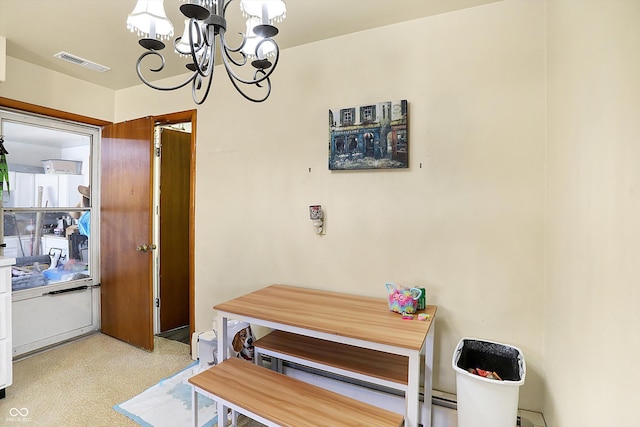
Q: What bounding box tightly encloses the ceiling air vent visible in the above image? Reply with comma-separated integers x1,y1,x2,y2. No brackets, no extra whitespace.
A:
53,51,110,73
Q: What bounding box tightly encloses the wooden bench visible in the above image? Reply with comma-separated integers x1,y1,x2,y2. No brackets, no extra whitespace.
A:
254,330,410,392
188,357,404,427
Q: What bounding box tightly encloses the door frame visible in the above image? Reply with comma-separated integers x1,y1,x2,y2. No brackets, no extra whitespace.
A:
152,110,197,341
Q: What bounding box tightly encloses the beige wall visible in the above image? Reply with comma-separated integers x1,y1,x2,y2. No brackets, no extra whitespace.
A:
544,1,640,426
114,73,192,121
0,36,6,82
0,57,114,121
117,0,547,410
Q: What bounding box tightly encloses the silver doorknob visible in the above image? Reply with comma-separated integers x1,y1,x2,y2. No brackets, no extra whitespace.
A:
136,244,157,252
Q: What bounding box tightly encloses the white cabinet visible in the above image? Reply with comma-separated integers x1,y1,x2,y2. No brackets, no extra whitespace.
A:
4,172,85,208
2,236,32,259
58,175,86,208
34,174,85,208
6,172,35,206
34,174,60,207
0,256,16,398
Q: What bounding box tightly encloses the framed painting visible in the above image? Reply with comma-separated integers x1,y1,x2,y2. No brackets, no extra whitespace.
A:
329,99,408,170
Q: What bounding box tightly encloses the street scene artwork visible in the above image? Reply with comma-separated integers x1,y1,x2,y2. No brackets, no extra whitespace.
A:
329,100,408,170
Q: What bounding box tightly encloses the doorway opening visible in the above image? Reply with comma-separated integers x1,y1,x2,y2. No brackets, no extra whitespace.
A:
153,120,193,345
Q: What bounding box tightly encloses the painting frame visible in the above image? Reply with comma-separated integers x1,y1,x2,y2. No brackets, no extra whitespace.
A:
328,99,408,170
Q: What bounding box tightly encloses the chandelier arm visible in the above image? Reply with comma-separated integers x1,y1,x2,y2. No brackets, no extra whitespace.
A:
201,18,216,49
258,38,281,71
219,30,272,103
217,28,249,67
136,51,197,91
191,67,215,105
220,50,278,87
188,29,218,104
187,20,215,78
221,0,232,17
219,32,280,85
191,43,215,79
222,31,247,54
175,19,201,55
189,18,205,55
223,43,250,67
225,67,272,103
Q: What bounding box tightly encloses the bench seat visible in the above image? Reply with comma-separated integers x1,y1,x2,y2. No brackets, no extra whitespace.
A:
188,357,404,427
254,330,410,391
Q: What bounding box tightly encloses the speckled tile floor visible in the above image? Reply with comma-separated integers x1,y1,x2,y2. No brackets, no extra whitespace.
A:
0,333,192,426
0,333,544,427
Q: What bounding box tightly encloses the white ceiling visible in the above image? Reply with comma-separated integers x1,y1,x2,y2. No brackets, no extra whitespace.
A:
2,121,90,149
0,0,499,91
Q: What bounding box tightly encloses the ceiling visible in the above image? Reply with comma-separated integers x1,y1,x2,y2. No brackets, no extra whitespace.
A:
2,121,90,149
0,0,499,91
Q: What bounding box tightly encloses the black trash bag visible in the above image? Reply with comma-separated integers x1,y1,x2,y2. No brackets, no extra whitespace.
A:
455,339,522,381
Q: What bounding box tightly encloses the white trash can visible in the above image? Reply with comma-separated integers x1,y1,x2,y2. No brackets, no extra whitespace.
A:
452,338,526,427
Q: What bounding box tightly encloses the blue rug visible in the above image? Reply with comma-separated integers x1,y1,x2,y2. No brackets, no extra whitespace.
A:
114,361,218,427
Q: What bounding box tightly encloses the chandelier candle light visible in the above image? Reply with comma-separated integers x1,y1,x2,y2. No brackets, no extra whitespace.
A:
127,0,286,104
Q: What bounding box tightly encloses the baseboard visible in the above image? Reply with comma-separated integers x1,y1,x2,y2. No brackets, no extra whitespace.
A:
12,330,100,362
432,389,457,409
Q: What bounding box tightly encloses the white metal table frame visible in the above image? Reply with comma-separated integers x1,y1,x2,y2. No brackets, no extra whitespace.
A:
191,383,279,427
214,299,436,427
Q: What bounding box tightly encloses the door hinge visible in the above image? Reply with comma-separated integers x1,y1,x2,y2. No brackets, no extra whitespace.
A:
155,298,160,308
155,146,161,157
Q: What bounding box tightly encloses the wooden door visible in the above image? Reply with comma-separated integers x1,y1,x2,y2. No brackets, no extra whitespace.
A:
100,117,154,351
159,128,191,332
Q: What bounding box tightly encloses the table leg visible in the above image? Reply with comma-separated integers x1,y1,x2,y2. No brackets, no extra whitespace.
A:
216,315,229,426
192,387,199,427
217,314,228,362
231,408,238,427
422,318,436,427
254,346,262,366
217,399,228,427
407,352,420,427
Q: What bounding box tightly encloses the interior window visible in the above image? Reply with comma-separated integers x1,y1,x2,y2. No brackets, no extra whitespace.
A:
0,110,98,292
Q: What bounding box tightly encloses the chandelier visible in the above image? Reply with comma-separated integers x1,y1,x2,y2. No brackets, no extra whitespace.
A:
127,0,286,104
